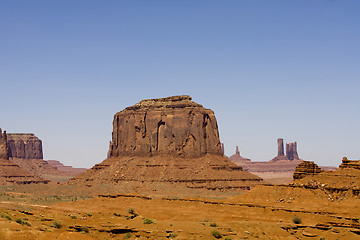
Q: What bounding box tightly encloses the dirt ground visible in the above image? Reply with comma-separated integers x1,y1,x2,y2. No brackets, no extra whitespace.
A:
0,182,359,240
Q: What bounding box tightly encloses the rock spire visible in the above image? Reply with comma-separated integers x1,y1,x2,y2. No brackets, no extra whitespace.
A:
0,128,8,159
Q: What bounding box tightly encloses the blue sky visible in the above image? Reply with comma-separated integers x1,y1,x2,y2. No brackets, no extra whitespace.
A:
1,1,359,168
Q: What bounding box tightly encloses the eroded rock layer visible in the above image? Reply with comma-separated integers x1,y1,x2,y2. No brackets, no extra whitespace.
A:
293,161,322,180
7,133,43,159
72,96,263,190
108,95,223,158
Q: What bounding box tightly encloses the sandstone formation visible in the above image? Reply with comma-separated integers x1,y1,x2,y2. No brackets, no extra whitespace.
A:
0,129,49,185
108,95,223,158
0,128,8,159
270,138,300,162
71,96,262,190
339,157,360,170
286,142,299,160
228,146,251,165
47,160,87,176
7,133,43,159
293,161,322,180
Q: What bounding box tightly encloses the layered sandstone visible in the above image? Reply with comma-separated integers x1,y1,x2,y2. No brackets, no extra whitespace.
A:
339,157,360,170
72,96,262,190
293,161,322,180
108,95,222,158
47,160,87,176
7,133,43,159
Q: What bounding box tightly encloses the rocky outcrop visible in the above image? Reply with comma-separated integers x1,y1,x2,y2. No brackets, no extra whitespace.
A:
271,138,300,162
108,95,223,158
278,138,284,157
7,133,43,159
293,161,322,180
339,157,360,170
0,128,8,159
71,96,263,190
228,146,251,165
286,142,299,160
47,160,87,176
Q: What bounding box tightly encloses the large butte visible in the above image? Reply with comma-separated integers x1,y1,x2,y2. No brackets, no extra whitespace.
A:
70,96,262,190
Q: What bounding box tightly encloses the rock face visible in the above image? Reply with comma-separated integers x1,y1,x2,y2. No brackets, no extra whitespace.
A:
293,161,322,180
339,157,360,170
286,142,299,160
0,129,49,185
7,133,43,159
278,138,284,157
0,129,8,159
271,138,300,162
72,96,262,191
108,95,223,158
228,146,251,165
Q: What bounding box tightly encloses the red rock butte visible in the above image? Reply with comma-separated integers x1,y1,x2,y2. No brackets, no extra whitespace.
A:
108,95,223,158
71,95,262,190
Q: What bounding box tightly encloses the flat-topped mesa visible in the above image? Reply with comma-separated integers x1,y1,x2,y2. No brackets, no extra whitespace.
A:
293,161,322,180
7,133,43,159
0,128,9,159
108,95,223,158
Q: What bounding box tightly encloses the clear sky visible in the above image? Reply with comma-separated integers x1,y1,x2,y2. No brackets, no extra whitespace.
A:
1,1,359,168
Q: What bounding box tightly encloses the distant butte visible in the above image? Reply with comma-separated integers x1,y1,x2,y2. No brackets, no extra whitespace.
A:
71,95,262,190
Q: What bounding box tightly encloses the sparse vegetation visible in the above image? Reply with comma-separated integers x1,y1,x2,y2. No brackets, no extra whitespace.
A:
211,230,222,238
225,237,232,240
70,215,77,219
320,238,325,240
128,208,136,215
124,232,132,239
86,213,93,217
15,218,31,226
292,216,302,224
143,218,154,224
209,222,218,227
0,213,11,220
169,233,177,238
51,220,63,229
80,226,89,233
114,212,121,217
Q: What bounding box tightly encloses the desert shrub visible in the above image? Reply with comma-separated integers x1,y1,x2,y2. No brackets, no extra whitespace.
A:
80,226,89,233
143,218,154,224
211,230,222,239
128,208,135,215
86,213,93,217
51,220,62,229
124,232,132,239
225,237,231,240
292,216,302,224
168,233,177,238
320,238,325,240
70,215,77,219
0,213,11,220
15,218,31,226
114,212,121,217
209,222,218,227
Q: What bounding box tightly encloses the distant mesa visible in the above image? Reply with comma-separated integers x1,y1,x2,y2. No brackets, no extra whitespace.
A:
47,160,87,177
7,133,43,159
71,95,262,190
228,146,251,165
0,129,49,185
